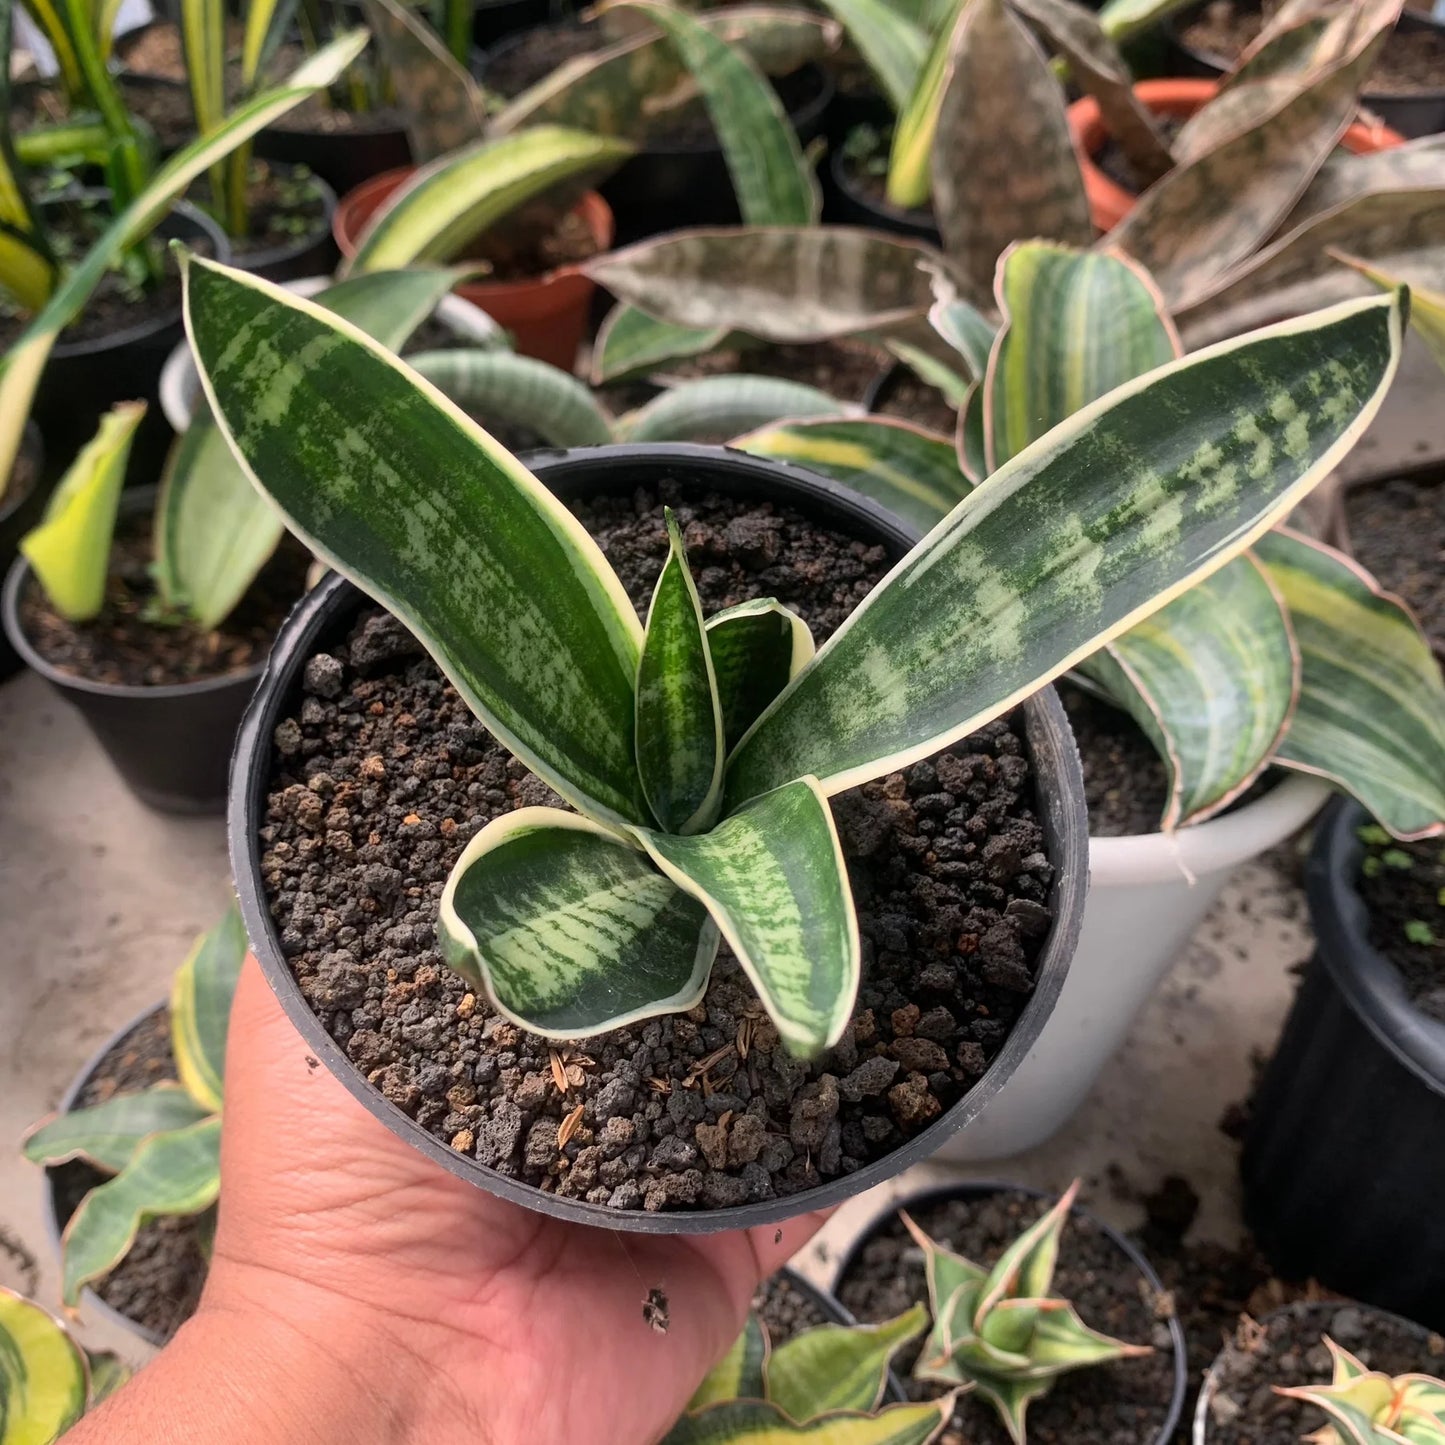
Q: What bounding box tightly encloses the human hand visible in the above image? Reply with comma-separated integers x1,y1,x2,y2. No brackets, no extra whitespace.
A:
69,957,827,1445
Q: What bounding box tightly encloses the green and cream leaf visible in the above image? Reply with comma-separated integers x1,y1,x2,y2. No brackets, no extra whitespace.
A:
664,1396,957,1445
768,1307,930,1421
705,598,816,753
688,1315,769,1412
619,376,851,443
591,304,729,385
21,1087,210,1175
0,1287,88,1445
169,903,247,1115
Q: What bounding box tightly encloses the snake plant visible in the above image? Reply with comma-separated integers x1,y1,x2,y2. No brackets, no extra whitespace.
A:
1276,1340,1445,1445
185,245,1398,1056
22,906,245,1308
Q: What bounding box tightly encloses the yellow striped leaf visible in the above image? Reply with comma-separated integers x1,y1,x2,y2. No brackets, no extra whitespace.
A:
664,1397,957,1445
885,0,966,208
169,904,247,1115
0,1288,87,1445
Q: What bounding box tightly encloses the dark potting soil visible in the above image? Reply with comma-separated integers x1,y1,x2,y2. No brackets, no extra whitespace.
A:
6,433,39,510
1095,114,1188,199
874,371,957,438
1343,473,1445,655
19,512,309,687
12,75,195,153
836,1190,1179,1445
215,162,329,259
754,1273,833,1343
261,486,1058,1213
1200,1301,1445,1445
1061,685,1170,838
1356,827,1445,1022
660,339,888,407
463,206,600,283
50,1008,209,1343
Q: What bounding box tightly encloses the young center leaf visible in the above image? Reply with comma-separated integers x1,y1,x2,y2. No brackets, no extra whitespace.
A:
636,776,860,1057
705,598,816,753
183,255,652,828
438,809,721,1036
169,903,247,1115
0,1288,88,1445
724,293,1403,805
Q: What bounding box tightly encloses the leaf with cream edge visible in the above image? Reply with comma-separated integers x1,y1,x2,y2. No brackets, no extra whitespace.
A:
688,1315,769,1412
885,340,970,406
1254,528,1445,840
0,27,371,498
169,903,246,1115
816,0,927,110
438,809,721,1037
155,267,465,631
1334,251,1445,371
581,227,940,342
927,280,996,381
704,598,816,753
183,255,651,828
607,1,819,226
768,1306,930,1420
664,1396,958,1445
636,776,859,1057
19,402,144,623
886,0,966,208
22,1086,209,1174
0,1288,88,1445
636,510,725,834
731,416,972,537
591,304,729,384
60,1117,222,1307
0,0,57,311
342,127,636,273
723,293,1404,807
618,375,852,443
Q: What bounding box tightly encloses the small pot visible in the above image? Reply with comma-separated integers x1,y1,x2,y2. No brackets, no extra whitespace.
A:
830,1180,1188,1445
823,101,941,247
232,167,339,283
25,194,231,481
0,422,47,684
1242,797,1445,1332
332,168,612,370
1,486,268,814
254,110,413,201
229,444,1088,1234
43,1000,174,1348
1067,77,1404,233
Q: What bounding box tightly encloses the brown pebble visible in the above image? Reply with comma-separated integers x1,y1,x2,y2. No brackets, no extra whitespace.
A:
403,813,421,825
450,1129,474,1152
891,1004,920,1038
456,993,476,1019
360,755,386,779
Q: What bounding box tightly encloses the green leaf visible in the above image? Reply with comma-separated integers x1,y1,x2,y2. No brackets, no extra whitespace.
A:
582,227,939,342
1083,556,1297,829
343,126,636,272
731,416,971,537
927,283,996,381
0,0,57,312
591,304,729,384
958,383,987,482
19,402,144,623
0,1287,87,1445
816,0,927,111
155,267,465,630
664,1397,957,1445
184,256,652,828
410,350,616,447
964,1374,1051,1445
636,510,725,834
0,27,371,497
438,808,720,1035
60,1118,222,1307
884,340,970,407
705,598,816,754
723,294,1403,804
637,776,859,1058
611,1,818,226
620,375,849,443
886,0,966,208
978,1184,1075,1313
1024,1300,1151,1372
899,1212,987,1364
1334,252,1445,373
83,1351,130,1407
181,0,227,207
1097,0,1195,41
928,0,1092,306
22,1086,210,1173
1255,527,1445,840
688,1315,769,1412
768,1306,929,1420
169,903,246,1115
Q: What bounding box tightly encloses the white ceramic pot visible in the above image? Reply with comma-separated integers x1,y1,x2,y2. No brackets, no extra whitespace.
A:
935,773,1333,1162
158,275,504,433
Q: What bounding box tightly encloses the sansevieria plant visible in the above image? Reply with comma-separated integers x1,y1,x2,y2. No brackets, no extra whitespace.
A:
182,246,1401,1058
1276,1339,1445,1445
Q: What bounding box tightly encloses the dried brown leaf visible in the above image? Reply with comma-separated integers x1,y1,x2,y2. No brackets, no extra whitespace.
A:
558,1103,586,1149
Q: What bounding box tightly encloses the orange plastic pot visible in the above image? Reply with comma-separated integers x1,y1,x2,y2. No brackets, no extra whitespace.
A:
332,168,612,369
1068,77,1403,233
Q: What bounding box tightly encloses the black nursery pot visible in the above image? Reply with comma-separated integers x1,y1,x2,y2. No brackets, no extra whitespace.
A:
472,0,557,47
254,115,412,202
0,423,46,684
237,169,340,284
830,1181,1188,1445
823,104,941,248
1,486,265,815
229,443,1088,1234
1242,797,1445,1332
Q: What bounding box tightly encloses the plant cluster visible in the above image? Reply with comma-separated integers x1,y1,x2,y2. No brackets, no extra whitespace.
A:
1277,1339,1445,1445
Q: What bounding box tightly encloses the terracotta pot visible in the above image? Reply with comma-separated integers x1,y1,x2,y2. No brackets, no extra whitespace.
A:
1068,77,1404,233
332,168,611,369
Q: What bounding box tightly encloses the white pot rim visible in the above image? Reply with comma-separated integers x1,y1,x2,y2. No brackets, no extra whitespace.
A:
1088,773,1333,886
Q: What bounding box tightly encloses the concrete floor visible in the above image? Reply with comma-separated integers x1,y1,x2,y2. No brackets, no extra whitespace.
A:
1,337,1441,1369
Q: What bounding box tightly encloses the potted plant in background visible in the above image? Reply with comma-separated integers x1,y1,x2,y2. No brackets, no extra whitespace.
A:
22,906,245,1346
186,247,1395,1224
832,1180,1188,1444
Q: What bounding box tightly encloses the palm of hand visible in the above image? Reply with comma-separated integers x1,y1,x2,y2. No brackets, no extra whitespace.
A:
208,959,827,1445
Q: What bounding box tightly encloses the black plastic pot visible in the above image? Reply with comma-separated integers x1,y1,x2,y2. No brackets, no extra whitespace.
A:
1,486,267,814
472,0,558,47
254,113,413,201
830,1180,1188,1445
229,443,1088,1234
233,168,340,283
0,423,47,684
43,1000,173,1348
1167,6,1445,138
25,193,230,481
823,103,941,247
1242,797,1445,1331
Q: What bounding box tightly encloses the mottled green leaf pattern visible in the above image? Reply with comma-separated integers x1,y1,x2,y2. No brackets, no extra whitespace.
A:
705,599,815,752
0,1288,87,1445
620,375,849,443
22,1087,209,1174
591,304,728,384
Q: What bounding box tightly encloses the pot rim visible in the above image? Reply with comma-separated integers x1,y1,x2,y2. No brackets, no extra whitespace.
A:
0,484,270,702
228,442,1088,1234
1306,795,1445,1098
232,165,339,273
827,1178,1188,1445
1190,1297,1435,1445
827,143,940,233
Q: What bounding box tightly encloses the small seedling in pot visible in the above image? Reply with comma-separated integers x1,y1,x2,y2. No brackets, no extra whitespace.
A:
903,1182,1151,1444
664,1299,953,1443
1275,1338,1445,1444
22,906,245,1309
